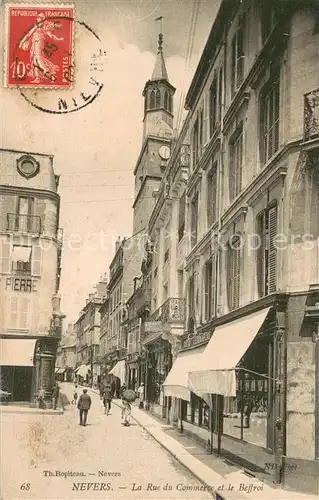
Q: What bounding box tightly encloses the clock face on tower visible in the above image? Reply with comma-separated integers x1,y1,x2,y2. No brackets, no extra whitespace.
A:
158,145,170,160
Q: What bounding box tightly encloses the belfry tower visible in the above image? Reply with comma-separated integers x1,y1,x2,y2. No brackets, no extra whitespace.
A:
142,33,176,140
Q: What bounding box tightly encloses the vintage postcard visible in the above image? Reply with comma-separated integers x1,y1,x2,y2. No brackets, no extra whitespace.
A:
1,0,319,499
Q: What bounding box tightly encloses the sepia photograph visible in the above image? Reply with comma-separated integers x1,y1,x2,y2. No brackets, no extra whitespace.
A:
0,0,319,499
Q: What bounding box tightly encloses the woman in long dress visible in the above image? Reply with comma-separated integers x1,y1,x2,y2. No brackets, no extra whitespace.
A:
19,13,64,83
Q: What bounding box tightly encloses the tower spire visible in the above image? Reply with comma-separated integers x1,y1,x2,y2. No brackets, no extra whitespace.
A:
151,21,168,81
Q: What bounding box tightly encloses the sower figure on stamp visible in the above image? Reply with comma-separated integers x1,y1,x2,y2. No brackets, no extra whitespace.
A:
19,13,64,84
77,389,91,426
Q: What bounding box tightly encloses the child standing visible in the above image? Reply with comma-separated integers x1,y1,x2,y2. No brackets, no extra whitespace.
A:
72,385,78,405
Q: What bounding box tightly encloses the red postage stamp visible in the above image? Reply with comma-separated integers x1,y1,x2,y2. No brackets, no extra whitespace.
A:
5,3,74,88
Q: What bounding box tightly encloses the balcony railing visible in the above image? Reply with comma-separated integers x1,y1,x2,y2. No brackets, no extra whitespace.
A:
149,297,186,324
304,88,319,140
7,213,41,234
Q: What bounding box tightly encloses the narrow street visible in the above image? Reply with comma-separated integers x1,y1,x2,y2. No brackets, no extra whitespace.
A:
0,384,212,500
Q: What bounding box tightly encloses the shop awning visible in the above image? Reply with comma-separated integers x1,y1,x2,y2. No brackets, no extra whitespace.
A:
58,368,65,374
188,307,271,397
55,367,60,373
12,246,31,262
109,360,126,385
0,338,36,367
163,345,207,402
75,364,89,378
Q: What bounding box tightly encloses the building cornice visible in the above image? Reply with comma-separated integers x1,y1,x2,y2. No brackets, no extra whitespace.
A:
0,184,60,201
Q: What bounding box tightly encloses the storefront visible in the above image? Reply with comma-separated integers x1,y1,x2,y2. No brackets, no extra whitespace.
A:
0,336,58,403
145,338,172,417
164,305,281,481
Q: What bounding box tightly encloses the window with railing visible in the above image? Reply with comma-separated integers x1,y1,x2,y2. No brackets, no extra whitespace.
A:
257,204,278,297
229,125,243,201
231,17,245,97
7,213,41,234
12,246,32,274
260,72,280,164
227,235,241,311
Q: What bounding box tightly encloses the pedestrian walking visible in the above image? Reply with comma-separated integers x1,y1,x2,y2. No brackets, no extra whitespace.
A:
72,385,78,405
77,388,91,426
102,385,112,415
38,387,46,409
52,383,60,410
120,382,127,398
137,382,145,409
121,399,131,426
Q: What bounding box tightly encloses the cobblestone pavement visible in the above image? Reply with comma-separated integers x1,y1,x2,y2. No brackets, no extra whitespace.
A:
1,383,212,500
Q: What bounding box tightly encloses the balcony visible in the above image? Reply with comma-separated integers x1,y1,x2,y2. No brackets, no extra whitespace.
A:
6,213,41,234
148,297,185,323
304,88,319,141
142,298,186,344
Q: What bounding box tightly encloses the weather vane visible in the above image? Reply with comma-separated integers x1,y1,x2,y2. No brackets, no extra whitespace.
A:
154,15,164,53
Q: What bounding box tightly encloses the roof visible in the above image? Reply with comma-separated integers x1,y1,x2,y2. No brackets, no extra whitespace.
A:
152,49,168,81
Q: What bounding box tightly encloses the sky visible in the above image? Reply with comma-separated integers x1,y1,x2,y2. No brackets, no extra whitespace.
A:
0,0,220,325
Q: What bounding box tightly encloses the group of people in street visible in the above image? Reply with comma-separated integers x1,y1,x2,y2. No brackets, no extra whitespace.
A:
73,381,146,427
37,383,60,410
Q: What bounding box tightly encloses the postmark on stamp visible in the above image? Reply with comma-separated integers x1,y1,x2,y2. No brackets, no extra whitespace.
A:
5,3,75,88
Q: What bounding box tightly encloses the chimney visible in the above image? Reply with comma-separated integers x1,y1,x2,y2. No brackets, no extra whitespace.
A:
115,236,121,252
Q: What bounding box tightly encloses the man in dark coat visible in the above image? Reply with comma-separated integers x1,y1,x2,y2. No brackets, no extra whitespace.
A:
102,385,112,415
52,383,60,410
77,388,91,426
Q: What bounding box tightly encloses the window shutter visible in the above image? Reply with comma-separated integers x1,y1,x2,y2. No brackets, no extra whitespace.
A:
211,253,216,318
203,93,209,145
257,214,265,297
10,297,18,329
1,240,11,273
268,206,278,293
19,297,30,329
32,245,42,276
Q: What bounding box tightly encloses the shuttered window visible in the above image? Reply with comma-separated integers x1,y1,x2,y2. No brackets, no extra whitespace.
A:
257,204,278,297
31,245,42,276
1,240,11,273
178,193,186,241
207,162,218,228
209,66,223,136
229,126,243,201
204,254,217,322
260,73,280,164
191,193,199,248
8,296,30,330
227,236,241,311
191,119,199,169
231,17,245,97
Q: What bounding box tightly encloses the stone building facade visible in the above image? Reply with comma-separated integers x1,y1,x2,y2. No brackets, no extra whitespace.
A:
161,0,319,493
0,148,63,402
